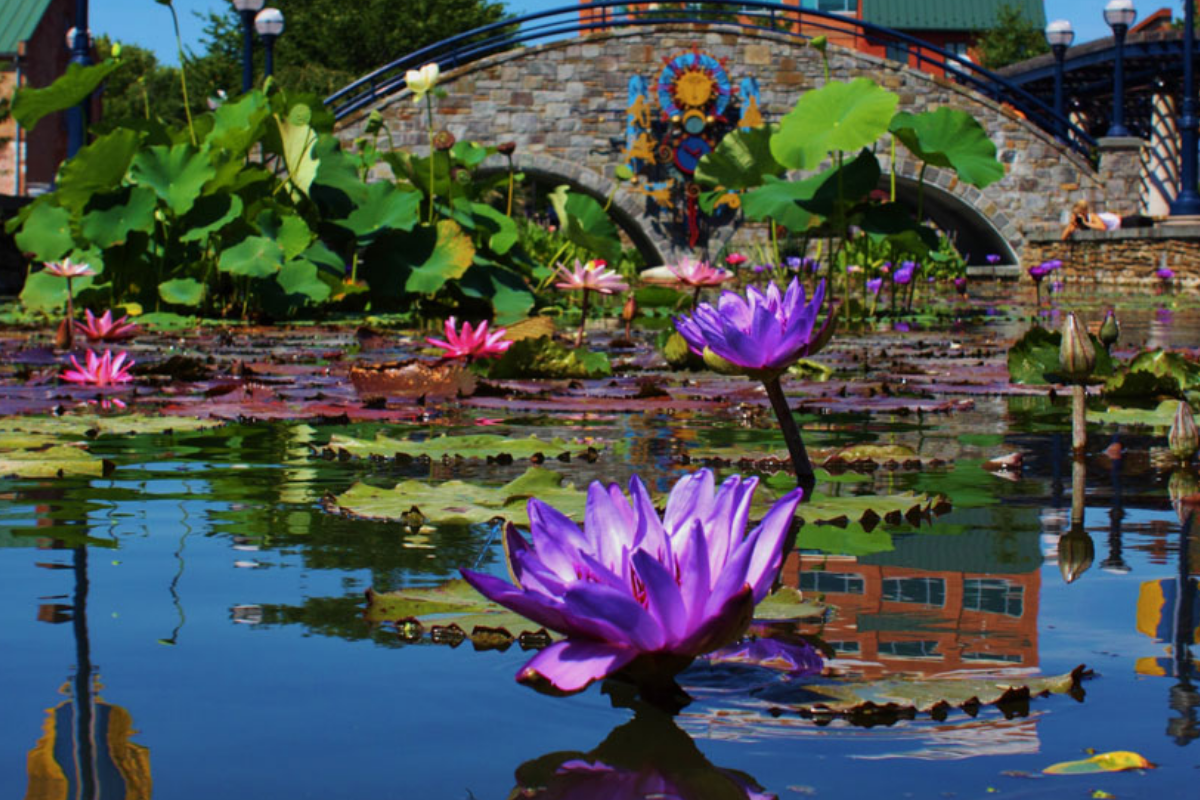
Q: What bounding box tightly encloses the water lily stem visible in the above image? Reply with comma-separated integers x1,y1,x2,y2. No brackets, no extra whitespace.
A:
165,2,196,146
692,285,702,311
64,276,75,350
763,376,815,493
1072,384,1087,454
505,155,515,217
426,94,436,224
576,287,590,348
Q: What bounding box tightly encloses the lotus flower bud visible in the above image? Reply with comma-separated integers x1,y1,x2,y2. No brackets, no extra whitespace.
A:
1169,468,1200,524
497,141,517,156
1058,312,1096,383
1098,309,1120,352
621,293,637,323
1169,402,1200,462
432,130,456,151
1057,527,1094,584
810,35,828,53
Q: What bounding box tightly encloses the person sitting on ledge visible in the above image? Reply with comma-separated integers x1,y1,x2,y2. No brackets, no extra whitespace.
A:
1062,199,1154,240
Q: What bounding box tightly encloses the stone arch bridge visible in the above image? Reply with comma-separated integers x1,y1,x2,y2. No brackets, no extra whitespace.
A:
329,3,1137,268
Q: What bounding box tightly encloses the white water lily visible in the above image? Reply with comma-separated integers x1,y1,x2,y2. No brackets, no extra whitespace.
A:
405,62,440,104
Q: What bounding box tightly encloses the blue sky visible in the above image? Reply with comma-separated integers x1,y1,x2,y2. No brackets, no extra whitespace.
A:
94,1,1161,66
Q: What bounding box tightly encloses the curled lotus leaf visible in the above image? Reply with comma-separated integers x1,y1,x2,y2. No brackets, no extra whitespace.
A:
1043,750,1155,775
1088,399,1184,428
349,358,476,399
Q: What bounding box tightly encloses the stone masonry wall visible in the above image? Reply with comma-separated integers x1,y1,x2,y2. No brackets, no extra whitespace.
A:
1023,226,1200,288
336,25,1106,263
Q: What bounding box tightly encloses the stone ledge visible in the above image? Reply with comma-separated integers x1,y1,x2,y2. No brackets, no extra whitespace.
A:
1025,224,1200,244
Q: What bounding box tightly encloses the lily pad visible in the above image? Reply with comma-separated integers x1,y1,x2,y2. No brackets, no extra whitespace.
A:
0,414,217,437
0,435,109,478
323,432,600,461
1088,399,1183,427
769,665,1088,718
365,580,548,642
331,466,588,527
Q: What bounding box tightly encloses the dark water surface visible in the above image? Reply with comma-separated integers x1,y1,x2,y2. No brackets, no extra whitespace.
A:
2,290,1199,798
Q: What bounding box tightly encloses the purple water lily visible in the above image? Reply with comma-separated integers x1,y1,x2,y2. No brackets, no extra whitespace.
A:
953,276,968,295
893,261,916,285
785,256,803,271
1157,267,1175,281
866,277,883,296
986,254,1001,265
460,470,805,695
673,278,833,377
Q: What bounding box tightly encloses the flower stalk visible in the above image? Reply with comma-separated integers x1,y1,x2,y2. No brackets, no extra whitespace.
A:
763,375,815,491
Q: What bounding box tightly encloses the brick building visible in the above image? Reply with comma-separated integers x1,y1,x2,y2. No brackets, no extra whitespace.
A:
1,0,75,196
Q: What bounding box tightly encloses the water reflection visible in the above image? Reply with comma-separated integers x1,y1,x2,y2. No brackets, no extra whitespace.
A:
511,702,774,799
25,546,152,799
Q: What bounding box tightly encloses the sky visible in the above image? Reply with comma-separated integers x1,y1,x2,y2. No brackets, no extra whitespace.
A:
92,1,1169,67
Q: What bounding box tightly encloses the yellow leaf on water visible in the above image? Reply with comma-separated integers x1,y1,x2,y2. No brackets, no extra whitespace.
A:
1092,791,1116,799
1044,751,1154,775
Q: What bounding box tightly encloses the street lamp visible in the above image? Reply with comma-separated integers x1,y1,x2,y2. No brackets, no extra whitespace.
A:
66,0,92,158
232,0,265,93
254,8,284,80
1045,19,1075,140
1103,0,1136,137
1171,0,1200,216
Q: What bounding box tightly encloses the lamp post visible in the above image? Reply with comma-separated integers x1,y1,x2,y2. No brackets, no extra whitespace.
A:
66,1,92,158
232,0,265,93
1171,0,1200,216
1045,19,1075,141
1104,0,1137,137
255,8,284,80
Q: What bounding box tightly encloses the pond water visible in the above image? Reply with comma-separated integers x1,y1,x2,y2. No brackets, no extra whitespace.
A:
1,286,1198,798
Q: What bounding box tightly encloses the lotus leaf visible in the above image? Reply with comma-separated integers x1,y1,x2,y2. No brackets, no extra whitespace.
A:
1104,350,1200,399
324,432,599,461
1007,326,1113,385
332,466,588,526
11,59,122,129
404,220,476,296
219,236,285,278
337,182,421,242
889,108,1005,188
771,78,899,170
55,129,142,216
694,125,784,190
14,201,75,262
0,436,109,479
1088,399,1183,427
178,193,245,244
486,336,612,379
759,665,1087,718
81,186,158,248
158,277,208,307
130,144,216,216
547,186,622,265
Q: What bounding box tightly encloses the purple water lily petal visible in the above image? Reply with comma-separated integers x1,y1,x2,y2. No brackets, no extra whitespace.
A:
518,639,638,694
460,468,804,695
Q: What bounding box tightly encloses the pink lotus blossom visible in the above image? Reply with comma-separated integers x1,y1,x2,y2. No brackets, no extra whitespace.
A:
641,259,733,288
426,316,512,360
61,349,135,388
724,253,748,267
43,258,97,279
74,309,141,342
554,259,629,295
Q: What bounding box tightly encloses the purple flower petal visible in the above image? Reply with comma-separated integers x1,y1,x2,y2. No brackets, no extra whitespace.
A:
563,582,666,651
517,639,637,694
741,486,805,602
632,549,688,644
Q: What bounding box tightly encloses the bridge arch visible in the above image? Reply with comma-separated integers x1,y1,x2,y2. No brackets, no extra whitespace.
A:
333,10,1106,265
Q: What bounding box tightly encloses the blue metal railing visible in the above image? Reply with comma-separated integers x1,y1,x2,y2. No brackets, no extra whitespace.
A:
325,1,1096,159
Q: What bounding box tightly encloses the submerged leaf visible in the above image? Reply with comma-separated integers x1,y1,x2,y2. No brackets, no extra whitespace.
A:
324,432,599,461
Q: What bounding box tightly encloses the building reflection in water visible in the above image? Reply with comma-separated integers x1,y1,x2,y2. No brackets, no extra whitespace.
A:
1135,510,1200,747
779,530,1042,679
25,545,151,800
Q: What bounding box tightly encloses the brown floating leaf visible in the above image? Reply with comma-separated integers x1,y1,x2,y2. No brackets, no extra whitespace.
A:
349,358,476,399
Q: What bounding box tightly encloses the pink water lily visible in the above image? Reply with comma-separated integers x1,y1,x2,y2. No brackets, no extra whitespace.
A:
74,309,141,342
555,259,630,347
61,349,135,387
641,259,733,289
461,469,804,695
554,259,629,295
426,316,512,360
43,258,97,279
